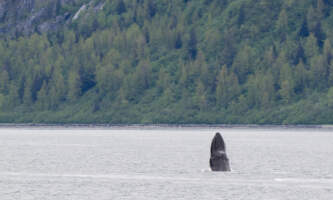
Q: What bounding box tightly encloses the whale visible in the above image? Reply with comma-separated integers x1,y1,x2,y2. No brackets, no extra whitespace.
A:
209,132,231,171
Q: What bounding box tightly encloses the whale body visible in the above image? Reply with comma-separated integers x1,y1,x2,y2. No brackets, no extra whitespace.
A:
209,132,231,171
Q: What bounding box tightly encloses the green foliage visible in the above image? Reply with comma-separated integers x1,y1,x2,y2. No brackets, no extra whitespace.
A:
1,0,333,124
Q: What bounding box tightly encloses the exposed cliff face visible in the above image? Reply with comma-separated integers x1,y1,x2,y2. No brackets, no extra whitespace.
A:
0,0,88,36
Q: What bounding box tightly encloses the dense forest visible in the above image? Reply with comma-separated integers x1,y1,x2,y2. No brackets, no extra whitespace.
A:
1,0,333,124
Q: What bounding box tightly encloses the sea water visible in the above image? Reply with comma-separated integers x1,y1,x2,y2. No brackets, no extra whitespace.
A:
0,127,332,200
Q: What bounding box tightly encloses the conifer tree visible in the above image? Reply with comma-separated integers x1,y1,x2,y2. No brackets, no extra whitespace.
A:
279,80,294,104
261,72,275,107
307,6,319,32
299,18,309,38
6,84,20,109
195,81,207,110
304,34,320,59
48,68,66,108
310,55,328,89
294,61,308,93
323,39,332,64
0,70,9,94
116,0,126,15
328,62,333,86
37,81,49,110
232,45,254,84
317,0,327,18
23,77,33,106
187,28,197,60
216,66,240,107
67,70,81,102
276,9,288,39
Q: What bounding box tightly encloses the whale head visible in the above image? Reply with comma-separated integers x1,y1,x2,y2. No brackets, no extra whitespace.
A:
210,132,231,171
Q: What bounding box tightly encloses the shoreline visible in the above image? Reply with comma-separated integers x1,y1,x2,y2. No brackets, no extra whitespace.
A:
0,123,332,130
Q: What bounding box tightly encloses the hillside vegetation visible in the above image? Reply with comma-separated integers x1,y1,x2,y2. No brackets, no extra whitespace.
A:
1,0,333,124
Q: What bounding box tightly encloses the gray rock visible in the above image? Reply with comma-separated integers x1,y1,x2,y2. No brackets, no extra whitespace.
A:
0,2,6,20
0,0,79,36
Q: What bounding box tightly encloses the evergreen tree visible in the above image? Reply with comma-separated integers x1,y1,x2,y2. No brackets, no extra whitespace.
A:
232,45,255,84
194,81,208,110
275,9,288,39
262,46,276,69
313,22,326,47
294,61,308,93
48,68,66,108
23,77,33,106
67,70,81,102
299,18,309,38
216,66,228,107
187,28,197,60
279,80,294,104
6,84,20,109
261,73,275,108
36,81,49,110
116,0,127,15
216,66,240,107
328,62,333,86
0,70,9,94
323,39,332,64
317,0,327,18
144,0,156,18
310,55,328,89
304,34,320,59
307,6,319,32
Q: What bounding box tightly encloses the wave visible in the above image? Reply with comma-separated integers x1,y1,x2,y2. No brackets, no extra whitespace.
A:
1,172,332,189
0,172,201,182
274,178,333,184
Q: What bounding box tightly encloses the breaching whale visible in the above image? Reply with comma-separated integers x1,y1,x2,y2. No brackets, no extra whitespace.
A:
209,132,231,171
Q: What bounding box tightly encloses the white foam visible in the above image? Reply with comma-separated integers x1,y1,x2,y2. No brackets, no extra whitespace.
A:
1,172,332,189
0,172,201,182
3,143,97,147
274,178,333,184
200,168,211,172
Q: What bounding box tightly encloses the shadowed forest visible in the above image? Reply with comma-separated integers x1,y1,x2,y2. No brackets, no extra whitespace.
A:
1,0,333,124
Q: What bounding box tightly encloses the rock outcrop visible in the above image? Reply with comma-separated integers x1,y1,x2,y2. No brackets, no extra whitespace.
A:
209,132,231,172
0,0,102,37
0,0,72,36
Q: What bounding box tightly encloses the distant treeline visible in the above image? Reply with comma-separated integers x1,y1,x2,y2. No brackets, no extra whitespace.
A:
1,0,333,124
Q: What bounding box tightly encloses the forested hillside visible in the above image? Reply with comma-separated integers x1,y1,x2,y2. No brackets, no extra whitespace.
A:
1,0,333,124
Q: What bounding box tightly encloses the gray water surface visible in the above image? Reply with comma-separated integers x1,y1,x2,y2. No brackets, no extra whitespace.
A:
0,127,332,200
